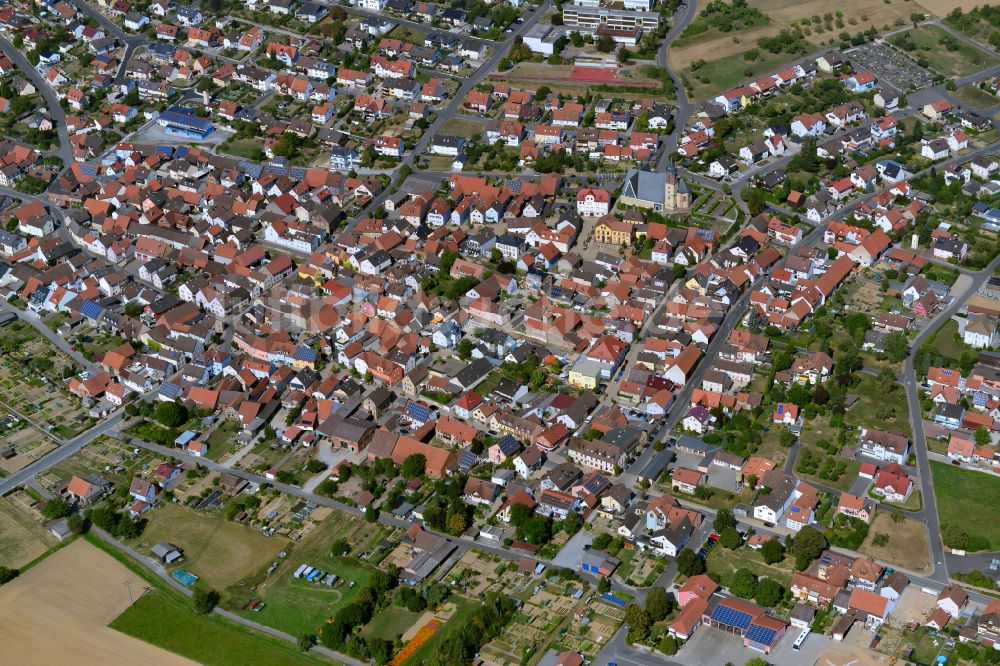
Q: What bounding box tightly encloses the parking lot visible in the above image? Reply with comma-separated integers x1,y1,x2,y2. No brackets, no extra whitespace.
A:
847,42,936,91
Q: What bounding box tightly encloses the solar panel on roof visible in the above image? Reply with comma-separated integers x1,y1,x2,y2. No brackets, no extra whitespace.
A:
710,604,753,631
745,624,778,645
80,299,103,320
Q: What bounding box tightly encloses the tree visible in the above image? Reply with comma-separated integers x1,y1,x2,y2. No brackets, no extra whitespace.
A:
522,516,551,545
331,538,351,557
598,577,611,593
67,513,88,534
884,331,908,363
646,586,671,622
713,509,736,532
659,635,678,655
596,33,615,53
456,338,474,361
592,532,613,550
42,497,72,519
754,578,784,607
562,510,582,536
745,658,770,666
509,502,534,527
625,603,651,641
791,526,826,568
154,401,188,428
730,567,758,599
401,453,426,479
676,548,706,577
944,525,970,551
193,587,220,614
124,302,145,318
365,506,379,523
976,426,991,446
616,45,630,65
745,189,766,217
719,527,743,550
877,367,897,395
760,538,785,564
447,512,467,534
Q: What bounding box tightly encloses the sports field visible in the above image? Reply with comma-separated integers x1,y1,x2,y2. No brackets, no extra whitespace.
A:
0,539,195,665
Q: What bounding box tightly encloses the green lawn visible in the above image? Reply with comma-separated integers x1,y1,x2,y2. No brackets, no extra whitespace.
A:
795,445,861,492
361,606,422,642
705,545,794,588
111,590,326,666
891,25,998,77
844,374,911,438
952,84,1000,110
926,319,968,366
242,556,374,637
236,516,395,637
931,461,1000,551
682,49,792,101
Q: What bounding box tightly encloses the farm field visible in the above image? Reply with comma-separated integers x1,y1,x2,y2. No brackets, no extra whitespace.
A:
890,25,998,77
0,539,195,665
858,512,931,571
931,461,1000,551
0,495,57,568
671,0,923,97
233,513,398,636
130,502,289,590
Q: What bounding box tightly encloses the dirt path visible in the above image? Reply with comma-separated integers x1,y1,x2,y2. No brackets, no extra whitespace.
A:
0,539,196,665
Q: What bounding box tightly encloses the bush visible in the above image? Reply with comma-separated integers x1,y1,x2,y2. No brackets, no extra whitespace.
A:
0,566,19,585
193,587,220,614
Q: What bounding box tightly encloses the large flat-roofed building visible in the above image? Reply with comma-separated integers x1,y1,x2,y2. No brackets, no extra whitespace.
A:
157,106,215,139
562,5,659,31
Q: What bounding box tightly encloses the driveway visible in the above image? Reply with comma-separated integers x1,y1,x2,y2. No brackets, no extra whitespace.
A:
551,530,593,569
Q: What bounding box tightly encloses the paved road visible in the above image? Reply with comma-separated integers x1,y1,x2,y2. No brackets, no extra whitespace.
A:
901,251,1000,584
655,0,698,164
0,37,72,171
0,413,123,495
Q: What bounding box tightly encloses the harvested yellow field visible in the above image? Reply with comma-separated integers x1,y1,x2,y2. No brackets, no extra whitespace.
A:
0,539,195,665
